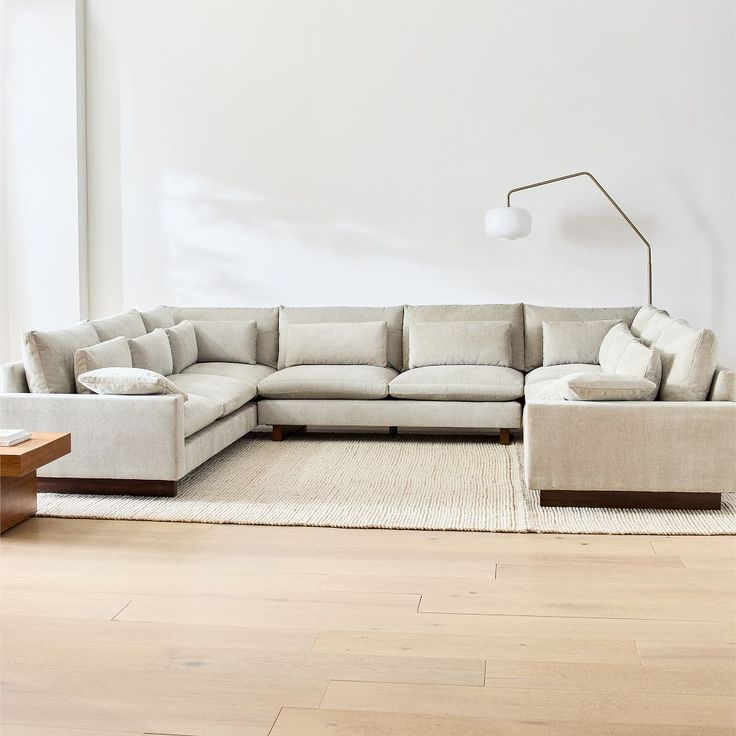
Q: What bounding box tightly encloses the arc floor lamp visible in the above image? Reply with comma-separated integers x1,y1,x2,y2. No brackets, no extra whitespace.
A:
485,171,653,305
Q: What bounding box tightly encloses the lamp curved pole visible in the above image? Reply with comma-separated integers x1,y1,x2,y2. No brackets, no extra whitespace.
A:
506,171,653,305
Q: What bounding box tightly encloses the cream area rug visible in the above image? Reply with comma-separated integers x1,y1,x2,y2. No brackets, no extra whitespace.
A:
37,433,736,535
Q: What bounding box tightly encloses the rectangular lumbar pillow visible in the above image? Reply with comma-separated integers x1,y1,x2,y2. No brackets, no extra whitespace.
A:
22,322,100,394
191,320,257,364
408,321,512,369
653,321,718,401
562,372,658,401
542,319,622,366
165,321,199,373
77,367,188,400
129,328,174,376
285,322,388,367
74,337,133,393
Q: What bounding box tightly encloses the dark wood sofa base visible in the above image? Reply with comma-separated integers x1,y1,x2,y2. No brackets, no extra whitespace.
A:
37,477,177,497
271,425,515,444
540,489,721,510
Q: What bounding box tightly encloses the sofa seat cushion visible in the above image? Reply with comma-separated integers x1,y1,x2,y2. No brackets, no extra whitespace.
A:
257,365,398,400
525,364,603,401
183,395,224,437
389,366,524,401
182,362,276,384
168,373,256,416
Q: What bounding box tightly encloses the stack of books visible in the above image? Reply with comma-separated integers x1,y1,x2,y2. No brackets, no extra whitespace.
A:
0,429,32,447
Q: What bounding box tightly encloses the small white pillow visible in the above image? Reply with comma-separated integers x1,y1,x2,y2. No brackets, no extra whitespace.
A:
192,320,257,364
562,372,658,401
128,329,174,376
165,321,198,373
285,322,388,367
655,321,718,401
78,367,188,400
617,340,662,385
598,323,635,372
74,337,133,394
409,321,512,369
542,319,622,366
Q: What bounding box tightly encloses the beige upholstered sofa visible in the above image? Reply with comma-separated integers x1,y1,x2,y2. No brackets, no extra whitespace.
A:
1,303,733,508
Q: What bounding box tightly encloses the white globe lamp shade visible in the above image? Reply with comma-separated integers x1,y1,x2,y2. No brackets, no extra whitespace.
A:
484,207,532,240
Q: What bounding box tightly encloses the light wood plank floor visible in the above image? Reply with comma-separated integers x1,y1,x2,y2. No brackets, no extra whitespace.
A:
1,518,734,735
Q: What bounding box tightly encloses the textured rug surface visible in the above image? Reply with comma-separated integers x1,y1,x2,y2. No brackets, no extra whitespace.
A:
37,433,736,535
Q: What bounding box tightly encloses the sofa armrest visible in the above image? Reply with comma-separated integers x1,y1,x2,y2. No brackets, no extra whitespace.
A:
0,393,185,480
0,361,29,393
523,400,736,493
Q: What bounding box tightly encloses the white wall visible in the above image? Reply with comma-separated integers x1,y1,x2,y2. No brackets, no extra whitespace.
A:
0,0,87,361
6,0,736,364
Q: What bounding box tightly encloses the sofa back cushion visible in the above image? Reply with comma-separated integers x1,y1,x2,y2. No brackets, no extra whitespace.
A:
74,336,133,393
165,321,199,374
91,309,146,341
279,306,403,371
542,319,621,367
140,305,176,331
171,306,279,368
22,322,100,393
129,329,174,376
285,322,388,367
192,320,257,365
408,321,512,369
524,304,638,371
403,304,524,372
653,320,718,401
630,305,667,338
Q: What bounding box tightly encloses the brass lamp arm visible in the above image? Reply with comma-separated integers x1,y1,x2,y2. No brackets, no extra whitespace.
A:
506,171,653,305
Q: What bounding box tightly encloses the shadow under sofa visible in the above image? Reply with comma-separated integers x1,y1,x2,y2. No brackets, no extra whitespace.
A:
0,302,733,508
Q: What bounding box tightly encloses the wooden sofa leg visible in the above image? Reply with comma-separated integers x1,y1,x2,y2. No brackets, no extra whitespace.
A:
388,426,398,435
272,425,306,442
499,428,512,446
37,478,177,497
540,489,722,510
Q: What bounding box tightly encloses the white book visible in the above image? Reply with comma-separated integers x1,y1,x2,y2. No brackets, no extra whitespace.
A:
0,429,32,446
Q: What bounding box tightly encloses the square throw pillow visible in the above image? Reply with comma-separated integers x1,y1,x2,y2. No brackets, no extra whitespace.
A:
542,319,621,367
74,336,133,394
22,322,100,394
192,320,257,364
562,372,658,401
285,322,388,367
409,321,512,369
617,340,662,386
77,367,188,400
129,328,174,376
598,323,636,373
654,321,718,401
165,321,199,373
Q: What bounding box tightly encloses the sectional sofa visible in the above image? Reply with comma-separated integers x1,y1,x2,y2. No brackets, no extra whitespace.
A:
0,303,734,509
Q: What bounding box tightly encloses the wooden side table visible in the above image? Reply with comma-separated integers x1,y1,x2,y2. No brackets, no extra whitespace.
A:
0,432,71,533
